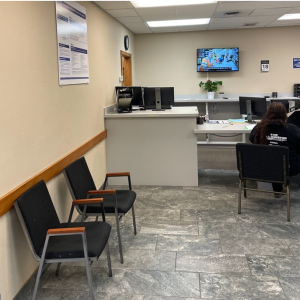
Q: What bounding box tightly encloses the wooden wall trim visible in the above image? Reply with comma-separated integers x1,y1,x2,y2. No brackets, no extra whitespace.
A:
0,130,107,217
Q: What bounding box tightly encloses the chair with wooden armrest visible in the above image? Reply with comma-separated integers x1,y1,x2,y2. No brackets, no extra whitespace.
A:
63,156,137,264
14,180,112,300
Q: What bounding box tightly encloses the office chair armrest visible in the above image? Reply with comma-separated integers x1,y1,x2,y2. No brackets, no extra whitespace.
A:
47,227,85,235
87,190,116,195
73,198,103,205
106,172,130,177
104,173,133,191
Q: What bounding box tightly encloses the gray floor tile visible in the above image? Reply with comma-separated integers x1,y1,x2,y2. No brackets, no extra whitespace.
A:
200,273,286,299
156,235,221,254
279,277,300,300
198,222,220,239
141,221,199,235
134,208,180,221
176,253,250,274
247,255,300,277
211,221,262,239
25,288,65,300
197,210,236,223
221,237,293,256
97,249,176,272
259,223,300,239
285,239,300,256
93,270,200,298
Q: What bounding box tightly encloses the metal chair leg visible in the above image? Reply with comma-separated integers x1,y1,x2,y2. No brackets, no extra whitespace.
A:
55,263,61,276
106,243,112,277
238,180,242,214
243,181,247,198
95,216,99,222
132,204,137,235
287,186,290,222
82,232,95,300
82,205,87,222
115,208,123,264
32,236,49,300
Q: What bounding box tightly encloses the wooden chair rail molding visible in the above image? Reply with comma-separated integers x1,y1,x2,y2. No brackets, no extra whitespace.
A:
0,130,107,217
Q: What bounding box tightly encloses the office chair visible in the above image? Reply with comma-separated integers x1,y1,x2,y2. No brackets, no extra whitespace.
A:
236,143,291,221
63,156,137,264
287,110,300,129
14,180,112,300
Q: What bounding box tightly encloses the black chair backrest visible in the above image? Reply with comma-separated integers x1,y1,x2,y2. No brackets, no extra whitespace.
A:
64,157,97,200
236,143,289,183
15,180,60,256
287,111,300,128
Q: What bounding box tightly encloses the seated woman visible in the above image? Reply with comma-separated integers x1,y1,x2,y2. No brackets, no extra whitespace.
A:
249,102,300,196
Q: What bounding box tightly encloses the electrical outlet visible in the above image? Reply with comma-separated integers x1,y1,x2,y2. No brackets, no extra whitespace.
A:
119,76,123,82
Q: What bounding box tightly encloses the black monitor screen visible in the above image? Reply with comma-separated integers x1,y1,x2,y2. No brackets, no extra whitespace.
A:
144,87,174,109
239,97,267,117
115,86,144,106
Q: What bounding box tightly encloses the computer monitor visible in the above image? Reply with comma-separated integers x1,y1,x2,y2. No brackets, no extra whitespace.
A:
270,99,300,113
143,87,174,110
239,97,267,123
115,86,144,106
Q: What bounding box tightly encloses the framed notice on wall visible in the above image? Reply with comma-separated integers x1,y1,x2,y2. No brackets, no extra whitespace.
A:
56,1,90,85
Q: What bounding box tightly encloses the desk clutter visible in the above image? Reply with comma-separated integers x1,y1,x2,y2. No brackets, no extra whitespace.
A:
115,86,174,113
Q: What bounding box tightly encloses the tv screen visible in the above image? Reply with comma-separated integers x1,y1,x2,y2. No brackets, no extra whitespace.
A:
197,48,239,72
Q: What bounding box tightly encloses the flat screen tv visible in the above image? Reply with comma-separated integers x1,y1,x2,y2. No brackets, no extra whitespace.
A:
197,47,239,72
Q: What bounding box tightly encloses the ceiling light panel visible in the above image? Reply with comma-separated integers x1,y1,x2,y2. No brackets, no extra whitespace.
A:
147,18,210,27
131,0,217,8
278,13,300,20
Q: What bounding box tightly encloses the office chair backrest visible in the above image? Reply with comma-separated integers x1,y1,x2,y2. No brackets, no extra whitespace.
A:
63,157,97,200
287,110,300,128
236,143,289,183
15,180,60,257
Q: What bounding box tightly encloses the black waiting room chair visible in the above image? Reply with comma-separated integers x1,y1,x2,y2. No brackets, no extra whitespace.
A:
236,143,291,221
63,156,137,264
14,180,112,300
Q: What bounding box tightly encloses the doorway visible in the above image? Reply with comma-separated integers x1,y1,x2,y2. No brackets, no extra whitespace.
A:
120,50,132,86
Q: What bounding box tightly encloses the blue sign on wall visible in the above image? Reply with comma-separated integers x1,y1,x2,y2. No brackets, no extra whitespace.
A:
293,58,300,68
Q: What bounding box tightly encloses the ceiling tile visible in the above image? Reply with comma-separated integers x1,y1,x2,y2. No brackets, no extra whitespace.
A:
216,1,261,12
151,27,179,32
106,9,138,18
258,1,300,9
269,19,300,26
288,7,300,13
94,1,133,10
177,12,214,19
250,7,293,16
135,6,176,16
123,22,149,30
176,3,217,15
209,22,240,29
140,14,178,22
116,16,143,23
129,28,153,33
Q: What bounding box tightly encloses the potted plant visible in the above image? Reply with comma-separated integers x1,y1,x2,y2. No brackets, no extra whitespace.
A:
199,79,222,100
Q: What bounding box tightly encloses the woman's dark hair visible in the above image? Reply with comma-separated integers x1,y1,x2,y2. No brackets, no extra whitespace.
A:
254,102,287,144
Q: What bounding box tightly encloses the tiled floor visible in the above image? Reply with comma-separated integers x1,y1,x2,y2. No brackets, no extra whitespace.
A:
22,170,300,300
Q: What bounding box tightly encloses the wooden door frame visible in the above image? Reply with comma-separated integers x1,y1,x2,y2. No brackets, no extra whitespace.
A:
120,50,132,86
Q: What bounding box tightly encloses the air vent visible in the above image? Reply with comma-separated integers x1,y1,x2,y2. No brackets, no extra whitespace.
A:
224,11,239,16
243,23,258,26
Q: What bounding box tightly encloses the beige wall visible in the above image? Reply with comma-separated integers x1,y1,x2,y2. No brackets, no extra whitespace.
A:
135,26,300,95
0,2,134,299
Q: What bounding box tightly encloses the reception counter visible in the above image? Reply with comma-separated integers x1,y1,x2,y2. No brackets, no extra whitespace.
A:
104,106,199,186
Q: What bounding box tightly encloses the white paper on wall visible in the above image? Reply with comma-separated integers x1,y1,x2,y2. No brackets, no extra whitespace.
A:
56,1,90,85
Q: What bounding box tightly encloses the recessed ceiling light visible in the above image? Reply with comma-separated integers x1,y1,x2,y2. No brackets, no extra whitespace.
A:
147,18,210,27
278,13,300,20
131,0,216,8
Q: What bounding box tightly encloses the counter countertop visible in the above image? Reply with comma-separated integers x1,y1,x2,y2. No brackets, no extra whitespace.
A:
175,97,298,103
105,106,199,118
194,122,253,133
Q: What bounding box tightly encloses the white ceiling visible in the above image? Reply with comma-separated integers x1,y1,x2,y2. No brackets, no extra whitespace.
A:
94,1,300,33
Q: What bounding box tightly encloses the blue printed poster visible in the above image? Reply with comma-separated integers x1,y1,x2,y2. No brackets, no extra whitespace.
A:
56,1,90,85
293,58,300,69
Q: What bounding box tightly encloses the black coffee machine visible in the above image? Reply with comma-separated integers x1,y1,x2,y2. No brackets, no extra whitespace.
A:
116,88,133,113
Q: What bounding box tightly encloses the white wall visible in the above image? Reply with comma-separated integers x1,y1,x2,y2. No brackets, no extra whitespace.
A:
0,2,134,299
135,26,300,95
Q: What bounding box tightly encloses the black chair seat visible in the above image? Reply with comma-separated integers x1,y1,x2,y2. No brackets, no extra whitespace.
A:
40,222,111,260
80,190,136,214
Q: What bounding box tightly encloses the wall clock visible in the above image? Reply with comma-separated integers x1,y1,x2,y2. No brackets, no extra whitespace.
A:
124,35,129,51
